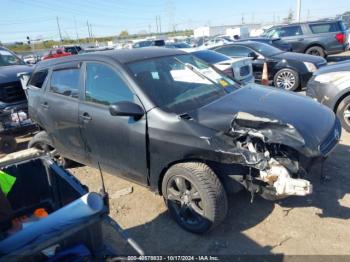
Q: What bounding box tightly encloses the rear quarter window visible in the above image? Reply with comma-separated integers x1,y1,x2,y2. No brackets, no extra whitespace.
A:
28,70,48,88
309,23,340,33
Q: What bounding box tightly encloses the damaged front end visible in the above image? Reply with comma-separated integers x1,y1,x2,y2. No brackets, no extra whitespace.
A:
211,111,317,200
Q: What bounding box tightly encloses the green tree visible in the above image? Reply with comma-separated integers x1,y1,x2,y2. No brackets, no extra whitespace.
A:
119,30,129,39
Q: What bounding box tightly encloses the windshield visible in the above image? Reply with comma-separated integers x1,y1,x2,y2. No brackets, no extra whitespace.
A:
0,49,25,67
127,54,237,114
249,42,282,56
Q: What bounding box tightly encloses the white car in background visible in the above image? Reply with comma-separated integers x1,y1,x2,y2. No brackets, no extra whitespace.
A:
186,49,254,85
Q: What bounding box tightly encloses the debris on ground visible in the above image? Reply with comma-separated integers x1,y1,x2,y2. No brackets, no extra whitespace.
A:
111,187,133,199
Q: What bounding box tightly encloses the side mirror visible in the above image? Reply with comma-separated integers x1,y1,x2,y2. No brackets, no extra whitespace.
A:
109,101,144,119
248,52,258,60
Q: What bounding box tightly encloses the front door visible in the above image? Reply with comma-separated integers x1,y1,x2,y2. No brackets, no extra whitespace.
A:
40,63,86,163
78,61,148,184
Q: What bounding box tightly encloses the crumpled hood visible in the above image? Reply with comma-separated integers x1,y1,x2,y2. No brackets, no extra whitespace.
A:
0,65,33,85
188,84,337,156
271,52,326,65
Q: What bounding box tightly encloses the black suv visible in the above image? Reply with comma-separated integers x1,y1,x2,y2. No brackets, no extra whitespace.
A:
262,20,349,57
26,48,340,233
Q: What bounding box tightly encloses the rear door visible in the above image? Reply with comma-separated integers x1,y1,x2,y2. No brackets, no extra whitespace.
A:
39,62,86,163
278,25,305,52
78,61,148,184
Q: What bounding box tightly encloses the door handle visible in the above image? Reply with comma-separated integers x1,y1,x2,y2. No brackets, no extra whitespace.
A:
41,102,49,109
297,38,304,41
80,112,92,122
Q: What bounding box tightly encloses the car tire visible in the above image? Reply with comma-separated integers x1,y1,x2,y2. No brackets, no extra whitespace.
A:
162,162,228,234
0,136,17,154
273,68,300,91
305,46,325,58
28,131,72,168
336,95,350,132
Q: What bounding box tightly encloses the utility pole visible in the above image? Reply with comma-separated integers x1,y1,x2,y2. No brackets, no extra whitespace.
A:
74,17,80,43
56,16,63,43
155,16,159,33
296,0,301,22
159,16,162,33
241,13,245,24
87,20,91,41
307,9,310,21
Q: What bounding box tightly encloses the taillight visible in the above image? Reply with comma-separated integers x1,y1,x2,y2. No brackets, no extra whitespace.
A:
335,33,345,44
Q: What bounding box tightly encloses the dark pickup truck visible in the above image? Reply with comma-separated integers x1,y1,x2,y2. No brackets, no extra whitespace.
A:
0,47,33,111
262,20,349,57
25,48,340,234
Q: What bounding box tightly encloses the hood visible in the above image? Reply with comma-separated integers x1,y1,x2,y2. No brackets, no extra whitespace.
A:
0,65,33,85
271,52,326,65
314,60,350,75
187,84,337,156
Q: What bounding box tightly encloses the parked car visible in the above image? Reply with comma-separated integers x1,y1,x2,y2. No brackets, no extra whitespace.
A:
63,45,82,55
22,54,39,64
210,41,327,91
189,49,254,85
132,39,165,48
42,48,72,60
307,60,350,132
165,42,192,49
237,37,293,52
261,20,349,57
0,46,33,111
25,48,340,233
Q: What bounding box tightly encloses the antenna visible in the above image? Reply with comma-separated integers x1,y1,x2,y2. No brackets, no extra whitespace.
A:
97,162,109,212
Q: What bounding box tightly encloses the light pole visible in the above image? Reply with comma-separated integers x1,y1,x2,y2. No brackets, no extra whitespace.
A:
296,0,301,22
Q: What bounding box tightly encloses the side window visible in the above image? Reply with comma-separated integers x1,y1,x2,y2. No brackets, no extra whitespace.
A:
50,68,80,98
279,26,303,37
215,46,251,57
85,63,133,106
265,28,280,38
28,70,48,88
309,23,339,33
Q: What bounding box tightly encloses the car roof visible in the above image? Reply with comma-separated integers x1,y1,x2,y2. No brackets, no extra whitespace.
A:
36,47,186,69
271,19,343,28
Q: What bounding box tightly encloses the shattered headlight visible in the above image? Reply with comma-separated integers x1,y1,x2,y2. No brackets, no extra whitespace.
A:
303,62,317,72
314,71,350,83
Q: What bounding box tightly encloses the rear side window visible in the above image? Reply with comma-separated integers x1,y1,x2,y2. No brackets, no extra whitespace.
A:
214,46,251,57
50,68,80,98
28,70,48,88
85,63,133,105
192,50,229,64
279,26,303,37
309,23,340,33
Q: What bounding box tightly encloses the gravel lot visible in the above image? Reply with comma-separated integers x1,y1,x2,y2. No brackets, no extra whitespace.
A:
70,130,350,255
3,51,350,256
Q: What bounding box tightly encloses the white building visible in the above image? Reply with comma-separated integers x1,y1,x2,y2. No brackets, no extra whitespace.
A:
193,24,262,38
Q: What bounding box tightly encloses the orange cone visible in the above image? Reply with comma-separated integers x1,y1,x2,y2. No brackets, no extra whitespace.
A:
261,62,269,86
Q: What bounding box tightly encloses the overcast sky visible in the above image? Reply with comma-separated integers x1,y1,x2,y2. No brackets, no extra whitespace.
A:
0,0,349,42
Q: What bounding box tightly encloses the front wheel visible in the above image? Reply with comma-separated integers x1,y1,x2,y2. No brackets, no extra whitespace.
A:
273,68,300,91
336,95,350,132
162,162,228,234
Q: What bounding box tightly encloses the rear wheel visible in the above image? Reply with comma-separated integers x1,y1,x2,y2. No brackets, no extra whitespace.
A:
305,46,325,58
273,68,300,91
28,131,72,168
336,95,350,132
162,162,228,234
